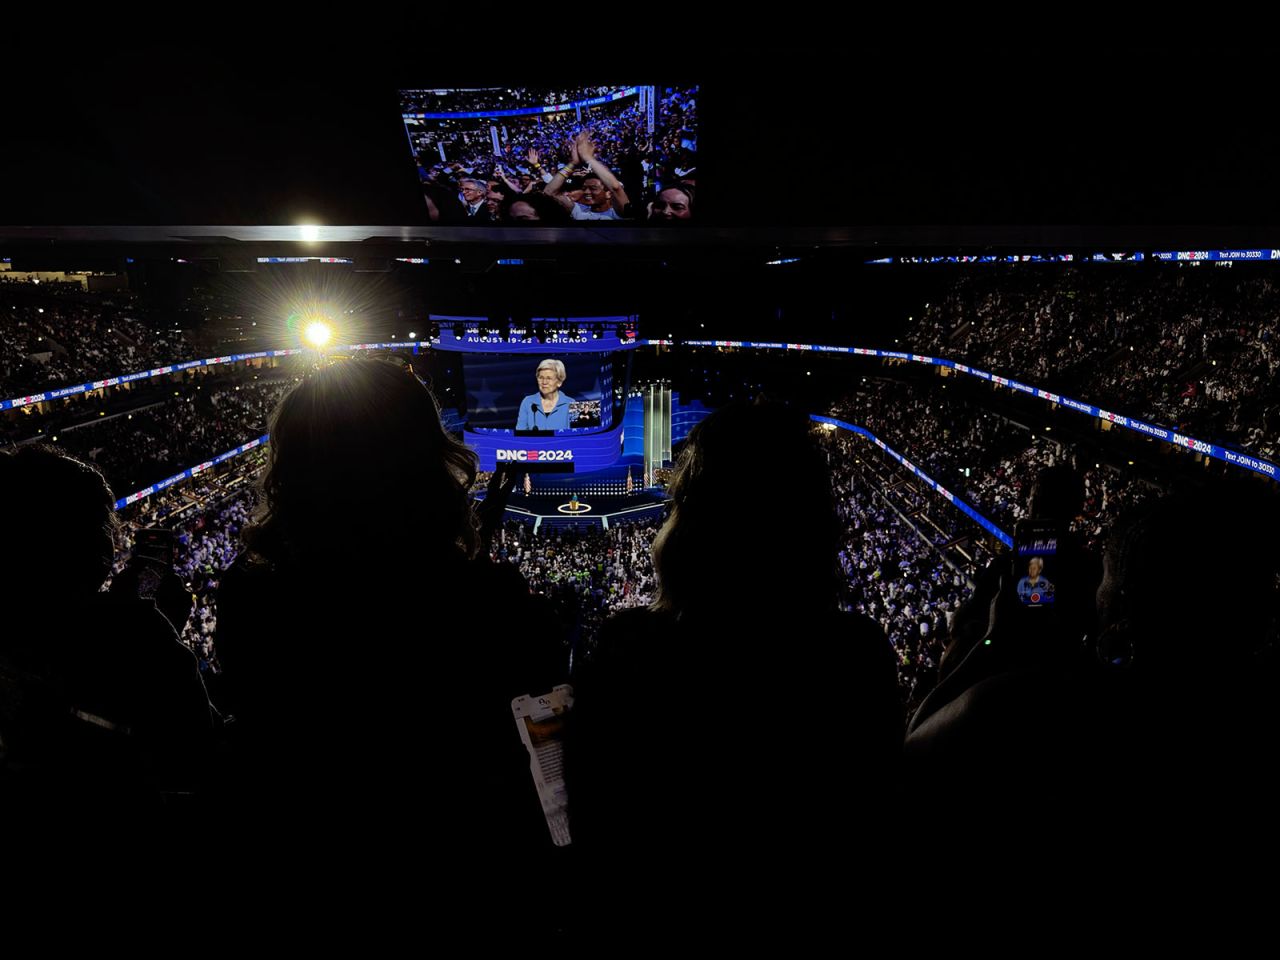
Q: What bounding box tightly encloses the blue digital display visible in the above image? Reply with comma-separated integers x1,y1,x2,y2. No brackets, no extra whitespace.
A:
2,349,300,411
895,254,1075,264
465,423,624,472
1153,250,1279,262
402,87,639,121
114,434,268,511
811,415,1013,547
256,257,353,264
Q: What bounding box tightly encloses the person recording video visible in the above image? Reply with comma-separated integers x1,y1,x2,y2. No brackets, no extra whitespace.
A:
516,359,576,431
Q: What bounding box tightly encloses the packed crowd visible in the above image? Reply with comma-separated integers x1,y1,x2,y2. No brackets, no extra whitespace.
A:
110,453,266,673
836,380,1159,549
822,431,978,708
0,281,199,398
490,517,662,654
35,377,290,495
401,86,626,115
170,492,255,670
411,86,697,223
907,268,1280,456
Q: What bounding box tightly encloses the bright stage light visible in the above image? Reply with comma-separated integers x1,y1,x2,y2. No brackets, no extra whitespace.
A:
305,321,332,348
299,224,321,242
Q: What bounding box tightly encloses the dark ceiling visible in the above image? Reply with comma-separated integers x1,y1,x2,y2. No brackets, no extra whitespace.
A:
4,33,1276,247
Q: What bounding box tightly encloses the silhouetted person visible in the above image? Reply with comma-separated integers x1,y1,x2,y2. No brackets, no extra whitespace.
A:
0,445,214,815
942,462,1096,676
566,400,902,934
907,478,1279,855
214,358,561,879
1095,487,1278,827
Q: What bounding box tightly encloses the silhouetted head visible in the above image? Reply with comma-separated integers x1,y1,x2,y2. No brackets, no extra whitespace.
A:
1096,484,1279,668
652,400,840,619
244,358,479,569
1028,463,1084,521
0,444,119,607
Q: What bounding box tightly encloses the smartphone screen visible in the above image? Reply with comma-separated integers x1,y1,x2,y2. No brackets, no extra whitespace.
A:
1012,520,1058,608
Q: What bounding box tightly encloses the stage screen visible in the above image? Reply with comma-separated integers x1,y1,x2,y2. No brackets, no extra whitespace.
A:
399,85,698,225
461,352,624,436
457,350,628,472
428,316,635,471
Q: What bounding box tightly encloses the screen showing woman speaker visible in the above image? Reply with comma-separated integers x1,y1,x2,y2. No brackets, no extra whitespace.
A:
1012,520,1059,607
458,354,620,436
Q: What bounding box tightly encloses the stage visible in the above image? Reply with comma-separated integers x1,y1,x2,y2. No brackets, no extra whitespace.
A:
475,484,669,530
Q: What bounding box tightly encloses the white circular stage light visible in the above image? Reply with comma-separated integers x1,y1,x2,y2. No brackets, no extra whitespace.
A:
304,321,332,348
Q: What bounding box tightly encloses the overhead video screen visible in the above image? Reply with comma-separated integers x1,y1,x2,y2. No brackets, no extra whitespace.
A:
399,85,698,225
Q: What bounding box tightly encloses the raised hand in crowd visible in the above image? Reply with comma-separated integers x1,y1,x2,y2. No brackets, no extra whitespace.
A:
574,129,630,215
493,164,520,195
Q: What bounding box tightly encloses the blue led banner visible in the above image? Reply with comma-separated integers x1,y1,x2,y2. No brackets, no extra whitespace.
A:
812,415,1012,547
2,349,303,411
867,254,1161,265
5,331,644,413
1152,250,1279,262
256,257,352,264
403,87,639,121
896,255,1076,264
673,340,1279,482
114,434,269,511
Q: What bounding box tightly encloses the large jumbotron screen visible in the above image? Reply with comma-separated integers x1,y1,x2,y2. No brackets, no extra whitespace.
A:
399,85,698,225
432,317,635,471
